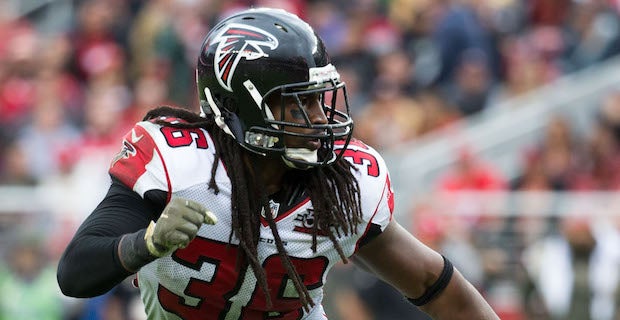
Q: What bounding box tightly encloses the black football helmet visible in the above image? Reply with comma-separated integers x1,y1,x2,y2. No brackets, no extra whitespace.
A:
196,7,353,169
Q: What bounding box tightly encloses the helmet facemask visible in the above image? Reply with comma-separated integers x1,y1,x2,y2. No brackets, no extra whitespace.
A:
252,73,353,169
201,66,353,169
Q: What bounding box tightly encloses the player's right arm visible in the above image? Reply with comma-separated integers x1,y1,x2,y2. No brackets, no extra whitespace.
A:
56,179,157,298
56,180,215,298
57,120,216,298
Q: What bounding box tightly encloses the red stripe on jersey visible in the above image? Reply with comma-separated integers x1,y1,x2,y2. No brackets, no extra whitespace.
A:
354,174,393,253
153,143,173,203
386,174,395,214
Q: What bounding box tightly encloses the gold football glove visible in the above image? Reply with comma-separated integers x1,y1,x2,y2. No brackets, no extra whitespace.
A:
144,197,217,257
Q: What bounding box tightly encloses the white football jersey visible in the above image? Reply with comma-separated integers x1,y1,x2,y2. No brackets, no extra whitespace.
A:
109,117,394,320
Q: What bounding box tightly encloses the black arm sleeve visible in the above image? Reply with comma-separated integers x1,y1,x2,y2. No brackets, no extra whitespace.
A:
56,178,166,298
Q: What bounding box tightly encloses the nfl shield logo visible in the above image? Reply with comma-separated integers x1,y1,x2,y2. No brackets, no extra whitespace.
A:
261,199,280,220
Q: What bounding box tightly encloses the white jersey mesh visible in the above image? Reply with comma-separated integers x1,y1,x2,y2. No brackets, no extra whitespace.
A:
111,120,393,320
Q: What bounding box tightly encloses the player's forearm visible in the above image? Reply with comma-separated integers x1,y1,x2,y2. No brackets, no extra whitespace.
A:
420,269,499,320
57,181,158,297
57,233,133,297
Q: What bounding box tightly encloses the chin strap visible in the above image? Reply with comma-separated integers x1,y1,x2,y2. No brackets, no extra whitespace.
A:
203,87,235,138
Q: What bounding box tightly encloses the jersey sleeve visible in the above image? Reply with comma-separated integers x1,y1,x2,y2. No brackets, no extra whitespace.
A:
108,119,216,200
109,122,170,198
338,139,395,251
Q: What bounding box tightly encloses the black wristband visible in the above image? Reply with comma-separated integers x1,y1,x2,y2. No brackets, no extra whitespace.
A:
117,229,157,273
408,255,454,306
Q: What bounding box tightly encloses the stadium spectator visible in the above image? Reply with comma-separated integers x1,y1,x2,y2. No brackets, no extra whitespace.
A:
436,145,507,194
0,234,65,320
486,33,561,107
354,77,426,150
0,139,37,186
14,86,81,182
429,0,499,86
440,48,494,116
511,117,580,192
562,0,620,72
0,20,39,134
571,93,620,190
521,215,620,320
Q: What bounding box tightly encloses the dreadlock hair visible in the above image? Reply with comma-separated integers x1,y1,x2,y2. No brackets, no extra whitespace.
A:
143,105,363,311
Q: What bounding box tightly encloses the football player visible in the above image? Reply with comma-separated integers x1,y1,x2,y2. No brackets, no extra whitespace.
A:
57,8,499,320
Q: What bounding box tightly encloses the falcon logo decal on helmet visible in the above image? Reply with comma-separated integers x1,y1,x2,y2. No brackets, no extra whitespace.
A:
210,23,279,92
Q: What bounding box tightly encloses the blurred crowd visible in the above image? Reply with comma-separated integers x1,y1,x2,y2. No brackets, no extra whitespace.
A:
2,0,620,319
329,89,620,320
403,93,620,319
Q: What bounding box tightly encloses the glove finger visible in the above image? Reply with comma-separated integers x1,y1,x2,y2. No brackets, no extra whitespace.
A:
183,209,205,227
165,230,191,248
164,198,202,225
183,199,218,225
203,210,218,225
176,221,199,236
183,199,209,218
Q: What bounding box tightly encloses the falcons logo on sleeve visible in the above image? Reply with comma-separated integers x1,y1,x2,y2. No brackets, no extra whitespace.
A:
210,23,279,92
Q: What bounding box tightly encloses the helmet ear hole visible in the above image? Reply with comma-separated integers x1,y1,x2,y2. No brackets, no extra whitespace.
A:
210,93,237,114
221,96,238,114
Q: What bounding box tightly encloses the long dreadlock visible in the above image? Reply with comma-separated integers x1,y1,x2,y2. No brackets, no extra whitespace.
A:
143,105,363,311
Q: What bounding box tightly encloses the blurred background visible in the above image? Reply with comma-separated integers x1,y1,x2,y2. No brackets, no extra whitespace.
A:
1,0,620,319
